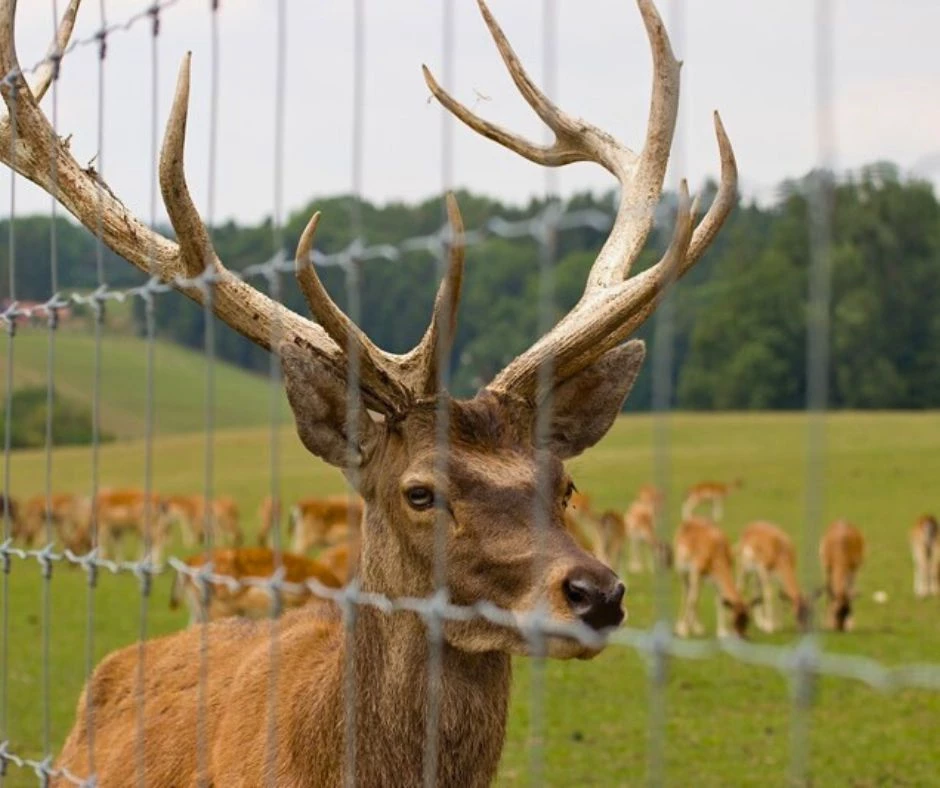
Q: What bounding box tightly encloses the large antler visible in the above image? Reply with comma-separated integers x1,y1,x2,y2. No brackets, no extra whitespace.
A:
424,0,737,399
0,0,464,415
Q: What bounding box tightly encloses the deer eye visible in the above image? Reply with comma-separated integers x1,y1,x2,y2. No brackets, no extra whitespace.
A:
405,486,435,511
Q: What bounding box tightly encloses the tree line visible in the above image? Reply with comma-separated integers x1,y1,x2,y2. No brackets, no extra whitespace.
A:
1,160,937,410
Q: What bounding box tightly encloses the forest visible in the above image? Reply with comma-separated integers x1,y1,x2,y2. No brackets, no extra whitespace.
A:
1,160,937,410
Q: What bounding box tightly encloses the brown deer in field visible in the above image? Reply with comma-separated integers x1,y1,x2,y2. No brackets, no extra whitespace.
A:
92,488,174,565
164,493,243,547
0,0,736,783
819,520,865,631
18,493,92,554
736,521,810,632
288,494,364,555
910,514,939,598
681,478,743,521
169,547,343,625
624,484,672,573
674,518,750,638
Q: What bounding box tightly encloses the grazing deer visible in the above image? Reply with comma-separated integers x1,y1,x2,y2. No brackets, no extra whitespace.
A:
93,489,173,565
681,478,742,521
2,0,736,783
819,520,865,632
18,493,92,554
256,494,282,546
910,514,940,598
624,486,671,573
169,547,343,625
165,494,243,547
674,518,749,638
736,521,810,632
288,494,364,555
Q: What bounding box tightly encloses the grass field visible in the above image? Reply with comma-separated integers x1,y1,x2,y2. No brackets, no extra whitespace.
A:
0,328,289,438
1,411,939,786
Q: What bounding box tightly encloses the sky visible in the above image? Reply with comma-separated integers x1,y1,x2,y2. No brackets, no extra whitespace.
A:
3,0,939,227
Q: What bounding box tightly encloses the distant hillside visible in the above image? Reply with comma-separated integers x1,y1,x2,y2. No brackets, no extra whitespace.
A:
0,329,290,439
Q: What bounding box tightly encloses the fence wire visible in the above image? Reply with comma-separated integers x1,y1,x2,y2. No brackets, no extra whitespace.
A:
0,1,936,787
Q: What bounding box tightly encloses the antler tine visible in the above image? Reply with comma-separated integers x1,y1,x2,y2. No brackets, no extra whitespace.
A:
295,193,466,403
428,0,734,401
30,0,80,105
490,180,696,394
407,191,466,396
293,212,412,409
161,55,409,413
160,54,219,279
422,2,638,178
684,112,738,273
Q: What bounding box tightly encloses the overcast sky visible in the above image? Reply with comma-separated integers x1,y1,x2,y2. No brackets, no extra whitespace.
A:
4,0,939,227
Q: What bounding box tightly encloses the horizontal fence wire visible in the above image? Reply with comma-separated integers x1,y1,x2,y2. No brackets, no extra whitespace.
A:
0,1,938,787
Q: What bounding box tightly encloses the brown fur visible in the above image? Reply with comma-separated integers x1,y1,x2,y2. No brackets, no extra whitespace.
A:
169,547,343,624
737,521,810,632
680,478,743,521
18,494,92,554
316,538,361,585
910,514,939,598
165,494,243,547
623,486,671,574
673,517,749,638
56,388,626,786
288,495,364,555
256,495,282,547
819,520,865,631
93,489,173,564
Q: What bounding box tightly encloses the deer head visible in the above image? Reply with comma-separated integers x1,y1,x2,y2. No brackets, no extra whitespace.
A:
0,0,736,660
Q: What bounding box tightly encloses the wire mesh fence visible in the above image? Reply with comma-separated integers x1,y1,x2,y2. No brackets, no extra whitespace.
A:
0,1,938,786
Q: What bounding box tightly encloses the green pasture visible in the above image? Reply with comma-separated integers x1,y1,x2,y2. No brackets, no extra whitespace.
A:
0,328,289,438
1,411,939,786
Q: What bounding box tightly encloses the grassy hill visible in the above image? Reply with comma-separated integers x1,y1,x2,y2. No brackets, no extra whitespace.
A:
2,412,940,785
0,327,290,438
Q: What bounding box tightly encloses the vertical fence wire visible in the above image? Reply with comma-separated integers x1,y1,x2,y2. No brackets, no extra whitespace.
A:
647,2,685,784
422,1,455,784
263,0,287,783
0,66,16,778
134,6,161,785
41,0,62,770
791,1,834,783
527,2,558,784
83,2,111,775
196,2,221,785
342,2,366,784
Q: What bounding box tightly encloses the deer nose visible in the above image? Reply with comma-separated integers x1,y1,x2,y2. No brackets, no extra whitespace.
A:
562,570,625,630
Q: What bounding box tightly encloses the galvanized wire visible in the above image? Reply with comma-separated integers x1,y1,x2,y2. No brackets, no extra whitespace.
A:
263,0,288,784
647,1,686,782
791,0,835,783
526,3,560,784
0,71,16,780
342,3,367,786
41,0,63,767
421,0,454,780
82,1,111,775
134,5,162,786
195,3,222,784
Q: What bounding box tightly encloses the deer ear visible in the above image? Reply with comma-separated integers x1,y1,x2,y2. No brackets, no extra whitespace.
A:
280,344,383,469
543,340,645,460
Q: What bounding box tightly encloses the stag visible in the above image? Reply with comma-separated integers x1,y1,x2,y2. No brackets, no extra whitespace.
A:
0,0,736,784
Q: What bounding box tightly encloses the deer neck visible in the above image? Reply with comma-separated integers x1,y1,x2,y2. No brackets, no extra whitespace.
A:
340,512,512,787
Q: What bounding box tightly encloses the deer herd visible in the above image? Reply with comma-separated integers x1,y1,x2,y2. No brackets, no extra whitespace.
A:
0,0,917,784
